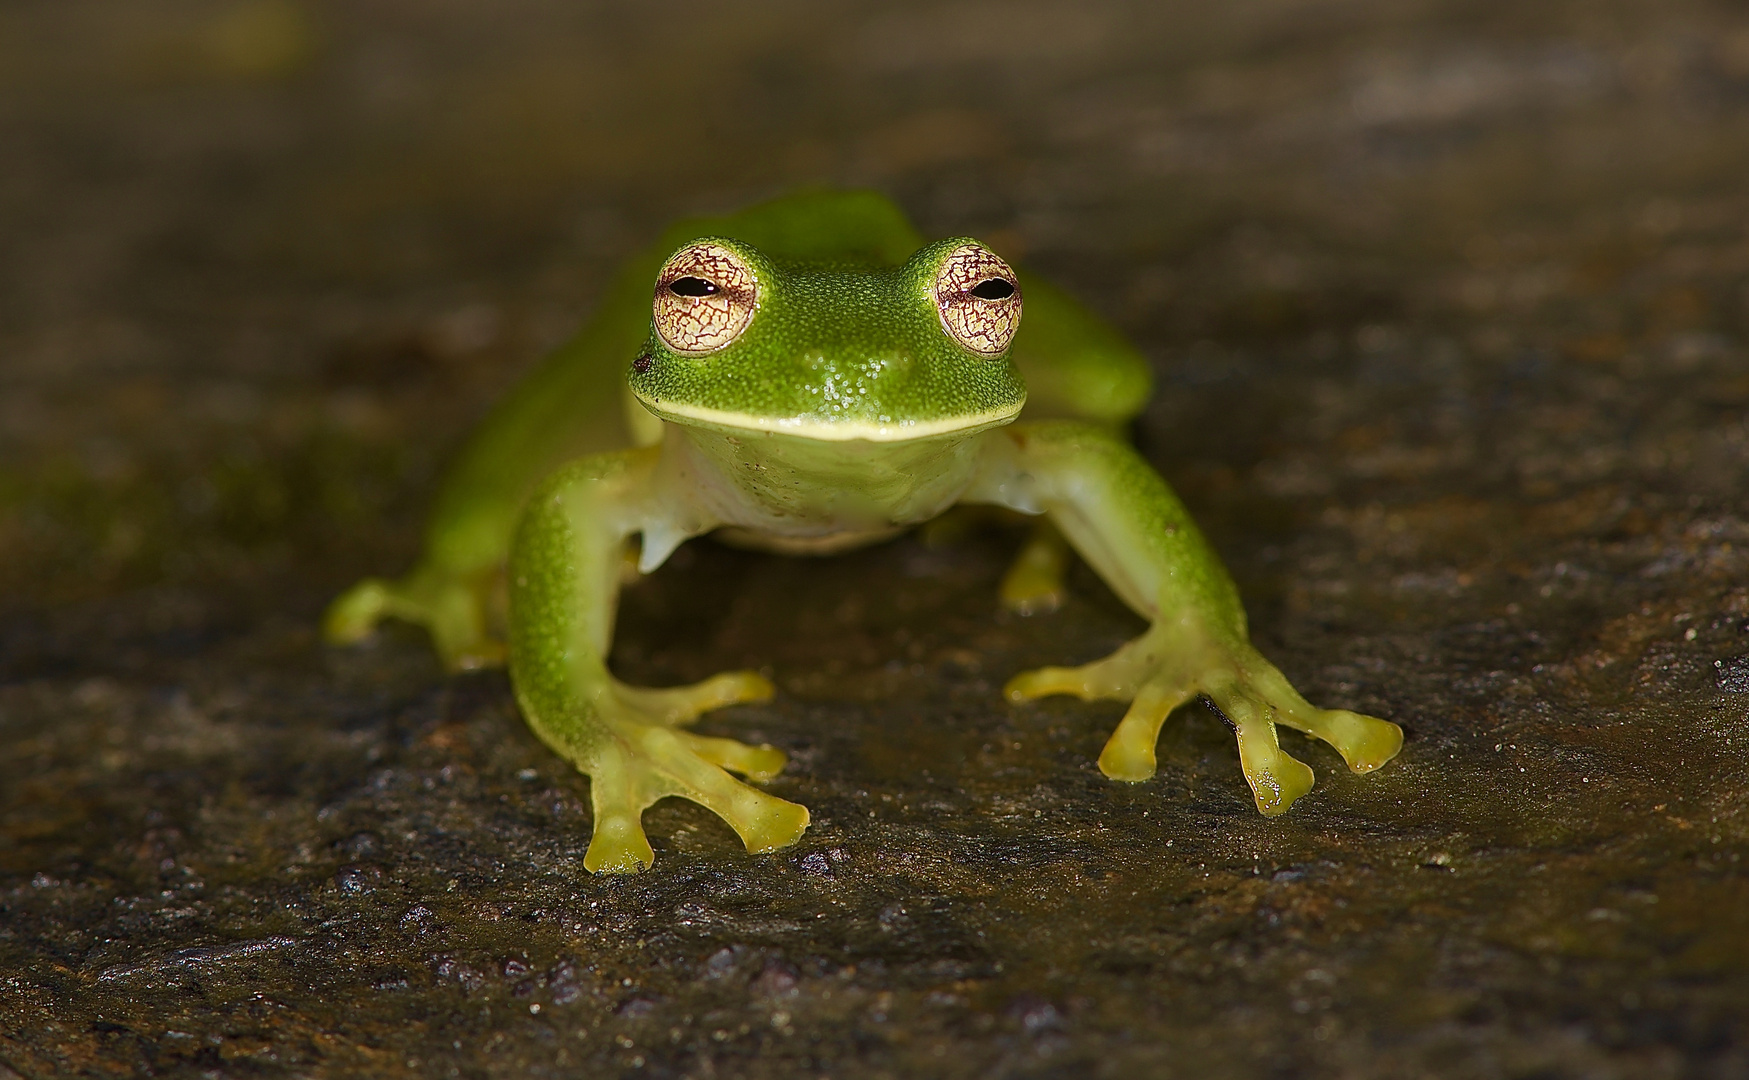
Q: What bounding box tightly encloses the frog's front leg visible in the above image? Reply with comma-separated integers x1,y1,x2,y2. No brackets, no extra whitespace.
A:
964,422,1403,815
509,447,809,872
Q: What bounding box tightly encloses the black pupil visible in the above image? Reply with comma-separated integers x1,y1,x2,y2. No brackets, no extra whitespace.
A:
668,276,718,297
970,278,1014,301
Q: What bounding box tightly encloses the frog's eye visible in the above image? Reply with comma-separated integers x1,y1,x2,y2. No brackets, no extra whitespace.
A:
653,242,759,356
934,243,1022,356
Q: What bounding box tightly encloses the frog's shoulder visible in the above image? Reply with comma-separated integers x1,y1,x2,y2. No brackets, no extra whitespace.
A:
653,190,924,267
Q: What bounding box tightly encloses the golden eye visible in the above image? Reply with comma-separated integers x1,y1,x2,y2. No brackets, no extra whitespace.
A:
934,243,1022,356
652,242,758,355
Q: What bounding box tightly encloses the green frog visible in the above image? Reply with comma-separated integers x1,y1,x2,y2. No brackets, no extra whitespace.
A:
326,191,1403,873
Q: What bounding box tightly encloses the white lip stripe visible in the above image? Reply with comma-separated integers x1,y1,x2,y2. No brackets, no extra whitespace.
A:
632,396,1024,442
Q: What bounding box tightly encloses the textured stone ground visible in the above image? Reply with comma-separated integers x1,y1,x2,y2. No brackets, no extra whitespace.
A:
4,1,1749,1077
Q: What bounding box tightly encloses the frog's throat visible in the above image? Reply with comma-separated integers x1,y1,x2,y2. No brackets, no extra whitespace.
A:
630,392,1024,443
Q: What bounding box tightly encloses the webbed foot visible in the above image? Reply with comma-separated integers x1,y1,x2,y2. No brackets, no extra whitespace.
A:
1006,627,1402,815
534,671,809,873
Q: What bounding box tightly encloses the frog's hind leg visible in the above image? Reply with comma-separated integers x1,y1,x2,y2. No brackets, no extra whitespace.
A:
324,566,505,671
999,519,1070,615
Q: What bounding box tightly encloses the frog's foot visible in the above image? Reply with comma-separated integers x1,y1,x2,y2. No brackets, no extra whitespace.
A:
999,520,1069,615
1005,635,1402,816
324,570,503,671
548,673,806,874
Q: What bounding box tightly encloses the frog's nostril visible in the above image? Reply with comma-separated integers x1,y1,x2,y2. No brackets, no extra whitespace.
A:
668,276,719,298
971,278,1015,301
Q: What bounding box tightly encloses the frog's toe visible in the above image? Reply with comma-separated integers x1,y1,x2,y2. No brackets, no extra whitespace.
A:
677,732,789,783
1097,679,1196,782
618,670,775,726
1202,687,1317,816
628,725,809,854
715,782,811,854
1243,744,1316,817
1005,651,1140,702
1005,664,1090,702
1291,707,1403,774
324,579,392,644
1244,667,1404,775
581,748,660,874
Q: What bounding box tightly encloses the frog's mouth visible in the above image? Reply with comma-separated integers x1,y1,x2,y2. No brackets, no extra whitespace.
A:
630,391,1024,443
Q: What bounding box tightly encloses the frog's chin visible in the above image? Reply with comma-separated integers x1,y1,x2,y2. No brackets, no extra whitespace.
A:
629,395,1023,443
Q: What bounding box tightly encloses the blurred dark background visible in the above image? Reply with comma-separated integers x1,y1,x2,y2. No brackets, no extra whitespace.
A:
4,2,1749,1077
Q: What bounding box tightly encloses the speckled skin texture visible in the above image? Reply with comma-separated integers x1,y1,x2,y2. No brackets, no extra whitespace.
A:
627,234,1028,432
6,1,1749,1076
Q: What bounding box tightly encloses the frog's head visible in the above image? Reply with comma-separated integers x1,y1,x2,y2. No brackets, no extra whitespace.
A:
627,236,1026,441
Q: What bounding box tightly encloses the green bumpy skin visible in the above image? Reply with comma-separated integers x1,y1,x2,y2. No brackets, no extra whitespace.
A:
326,190,1403,873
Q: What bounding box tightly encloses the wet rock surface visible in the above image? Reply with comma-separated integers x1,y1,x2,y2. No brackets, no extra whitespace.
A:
4,1,1749,1076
